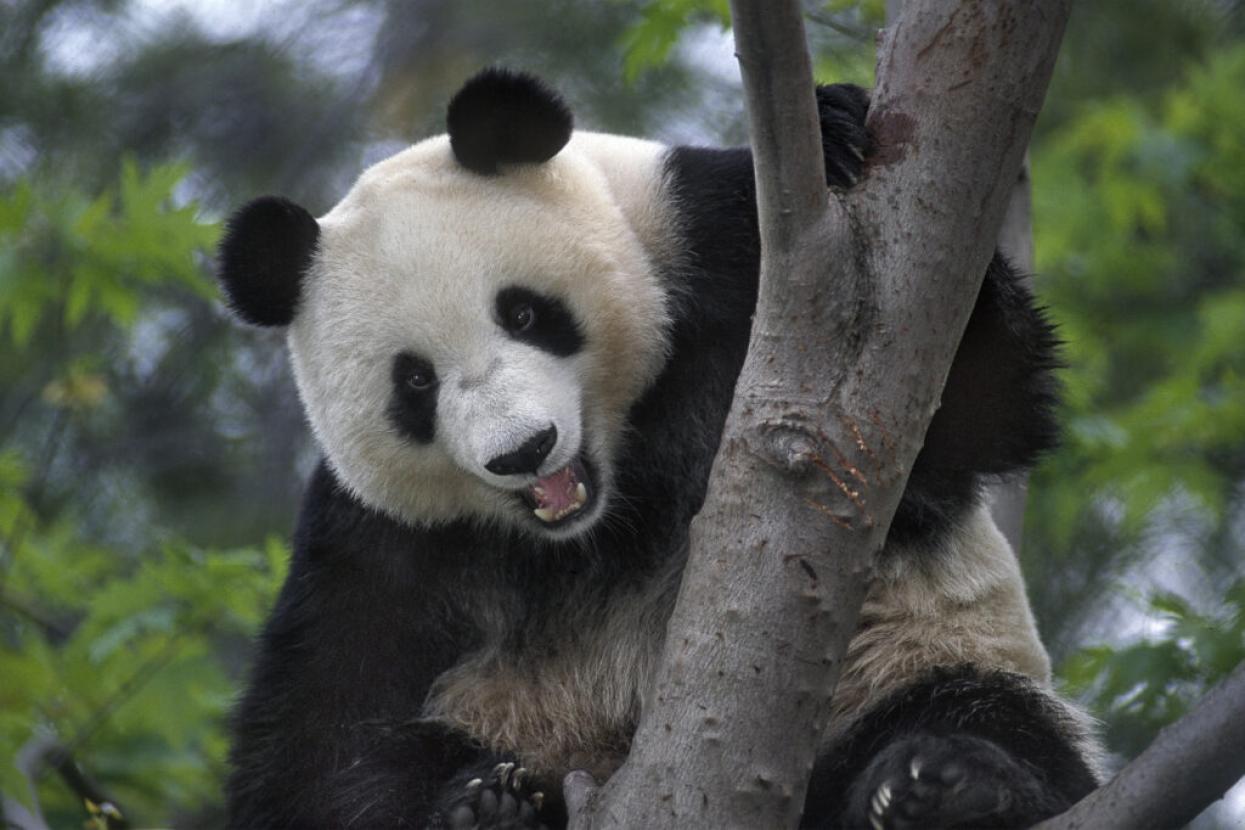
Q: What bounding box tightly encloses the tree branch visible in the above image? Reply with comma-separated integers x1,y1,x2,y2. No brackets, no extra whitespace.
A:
2,734,128,830
1035,660,1245,830
567,2,1069,827
805,11,872,43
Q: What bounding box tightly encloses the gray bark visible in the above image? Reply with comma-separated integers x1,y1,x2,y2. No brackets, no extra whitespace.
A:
566,1,1069,827
887,0,1034,552
1033,661,1245,830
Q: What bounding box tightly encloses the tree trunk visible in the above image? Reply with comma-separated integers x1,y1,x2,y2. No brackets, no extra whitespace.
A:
566,1,1069,827
887,0,1035,553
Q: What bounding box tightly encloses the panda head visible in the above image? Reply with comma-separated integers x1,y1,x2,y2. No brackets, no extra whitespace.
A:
217,69,671,541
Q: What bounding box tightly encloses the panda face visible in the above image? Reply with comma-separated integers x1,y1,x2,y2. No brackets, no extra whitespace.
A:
285,135,671,540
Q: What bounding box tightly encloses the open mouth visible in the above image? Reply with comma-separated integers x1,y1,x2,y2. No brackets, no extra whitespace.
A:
521,456,596,526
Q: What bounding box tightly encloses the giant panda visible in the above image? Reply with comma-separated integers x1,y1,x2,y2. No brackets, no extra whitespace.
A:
217,68,1100,829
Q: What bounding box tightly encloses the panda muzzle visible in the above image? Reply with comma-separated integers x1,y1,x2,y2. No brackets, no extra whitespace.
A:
526,459,591,523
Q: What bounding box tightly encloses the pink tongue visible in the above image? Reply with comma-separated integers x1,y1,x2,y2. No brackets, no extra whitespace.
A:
531,466,579,511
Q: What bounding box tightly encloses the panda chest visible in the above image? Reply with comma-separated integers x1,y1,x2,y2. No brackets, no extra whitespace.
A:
423,582,671,785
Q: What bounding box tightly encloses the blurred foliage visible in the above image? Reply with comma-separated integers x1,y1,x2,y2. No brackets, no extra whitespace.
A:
1025,19,1245,813
1025,27,1245,656
622,0,730,83
1061,584,1245,757
0,161,214,344
370,0,709,141
0,163,287,826
0,485,287,824
2,0,1244,826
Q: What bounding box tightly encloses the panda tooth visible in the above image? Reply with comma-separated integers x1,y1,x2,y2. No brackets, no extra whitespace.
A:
873,781,891,812
534,507,557,522
574,483,587,504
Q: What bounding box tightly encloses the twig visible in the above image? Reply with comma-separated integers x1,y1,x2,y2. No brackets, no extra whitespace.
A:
5,734,128,830
805,10,873,42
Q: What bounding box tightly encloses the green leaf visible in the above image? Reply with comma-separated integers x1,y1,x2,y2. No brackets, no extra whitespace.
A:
621,0,730,84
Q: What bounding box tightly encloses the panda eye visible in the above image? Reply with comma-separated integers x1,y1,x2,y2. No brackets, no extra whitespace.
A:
406,367,436,391
505,302,536,333
494,286,584,356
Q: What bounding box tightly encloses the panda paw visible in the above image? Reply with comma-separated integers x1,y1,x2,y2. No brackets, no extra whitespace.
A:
444,763,549,830
848,733,1053,830
816,83,872,190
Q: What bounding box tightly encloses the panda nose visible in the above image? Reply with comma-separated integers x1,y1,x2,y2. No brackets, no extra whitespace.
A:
485,425,558,476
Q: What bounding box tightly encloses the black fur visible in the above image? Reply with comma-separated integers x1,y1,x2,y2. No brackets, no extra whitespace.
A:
227,462,656,828
227,465,488,827
816,82,873,187
224,80,1082,829
389,352,439,444
495,286,586,357
893,256,1062,544
485,426,557,477
447,68,573,175
217,196,318,327
803,667,1098,828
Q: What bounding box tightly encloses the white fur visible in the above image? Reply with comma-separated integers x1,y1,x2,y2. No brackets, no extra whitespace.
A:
427,506,1092,784
825,504,1098,759
286,132,678,534
425,555,682,790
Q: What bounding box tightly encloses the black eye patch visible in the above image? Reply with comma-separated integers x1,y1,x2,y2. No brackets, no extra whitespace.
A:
388,352,438,444
495,286,585,357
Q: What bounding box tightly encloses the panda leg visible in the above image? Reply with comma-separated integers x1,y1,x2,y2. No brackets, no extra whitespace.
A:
800,668,1098,829
845,732,1070,830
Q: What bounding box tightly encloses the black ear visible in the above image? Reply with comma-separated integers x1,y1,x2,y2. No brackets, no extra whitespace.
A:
447,68,573,175
217,196,319,327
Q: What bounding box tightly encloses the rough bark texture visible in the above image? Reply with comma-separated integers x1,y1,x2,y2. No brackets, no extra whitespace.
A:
566,1,1070,827
888,0,1036,551
1034,661,1245,830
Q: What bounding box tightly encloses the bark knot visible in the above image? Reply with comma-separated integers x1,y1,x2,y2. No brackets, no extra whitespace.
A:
752,420,823,478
